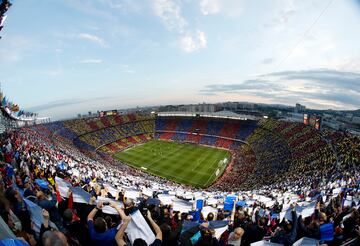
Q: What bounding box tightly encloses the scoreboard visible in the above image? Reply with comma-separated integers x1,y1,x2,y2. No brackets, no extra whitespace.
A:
100,110,118,117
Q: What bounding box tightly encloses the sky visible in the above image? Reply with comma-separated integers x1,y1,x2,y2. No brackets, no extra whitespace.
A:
0,0,360,120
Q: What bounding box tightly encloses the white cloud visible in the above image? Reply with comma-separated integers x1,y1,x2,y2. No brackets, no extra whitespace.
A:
152,0,208,53
200,0,221,15
79,59,103,64
78,33,108,47
181,35,196,53
120,64,136,74
198,31,207,48
153,0,187,33
98,0,122,9
199,0,243,18
40,69,63,76
181,30,207,53
63,0,116,21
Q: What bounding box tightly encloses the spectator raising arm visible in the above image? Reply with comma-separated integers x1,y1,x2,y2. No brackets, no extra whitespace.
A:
115,215,131,246
147,210,162,241
87,201,103,221
110,201,126,220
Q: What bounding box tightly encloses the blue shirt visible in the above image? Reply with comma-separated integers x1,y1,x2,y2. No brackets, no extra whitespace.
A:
88,220,118,246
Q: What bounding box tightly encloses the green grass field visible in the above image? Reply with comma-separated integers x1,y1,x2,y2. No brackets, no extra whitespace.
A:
113,140,230,188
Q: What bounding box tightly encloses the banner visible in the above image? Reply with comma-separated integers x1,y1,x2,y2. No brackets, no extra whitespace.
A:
125,210,155,245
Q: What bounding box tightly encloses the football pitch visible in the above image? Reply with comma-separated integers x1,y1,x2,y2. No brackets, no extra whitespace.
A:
113,140,230,188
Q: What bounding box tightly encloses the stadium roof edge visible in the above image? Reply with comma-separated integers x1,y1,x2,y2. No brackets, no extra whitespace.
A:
156,111,258,121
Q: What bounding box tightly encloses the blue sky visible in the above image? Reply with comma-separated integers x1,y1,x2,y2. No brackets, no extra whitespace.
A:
1,0,360,119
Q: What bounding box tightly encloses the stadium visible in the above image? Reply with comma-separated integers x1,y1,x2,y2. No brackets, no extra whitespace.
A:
1,1,360,246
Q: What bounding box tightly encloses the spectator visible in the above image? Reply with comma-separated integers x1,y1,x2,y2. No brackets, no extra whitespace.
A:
87,201,126,246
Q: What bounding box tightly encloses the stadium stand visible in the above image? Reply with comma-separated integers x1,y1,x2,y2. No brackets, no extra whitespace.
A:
155,117,258,150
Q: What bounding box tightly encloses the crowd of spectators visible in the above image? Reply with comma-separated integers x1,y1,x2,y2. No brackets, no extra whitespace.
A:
62,114,152,137
0,114,360,245
210,145,256,191
155,117,257,150
322,130,360,169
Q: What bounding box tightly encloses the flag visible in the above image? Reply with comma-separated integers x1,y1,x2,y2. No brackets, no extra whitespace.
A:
24,199,58,233
300,203,316,218
237,200,247,207
124,190,140,200
224,195,237,211
0,216,16,240
103,183,119,198
172,198,192,213
157,194,174,205
208,220,229,239
96,197,123,215
55,177,72,198
1,96,7,107
71,187,91,204
35,179,49,189
125,210,156,245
